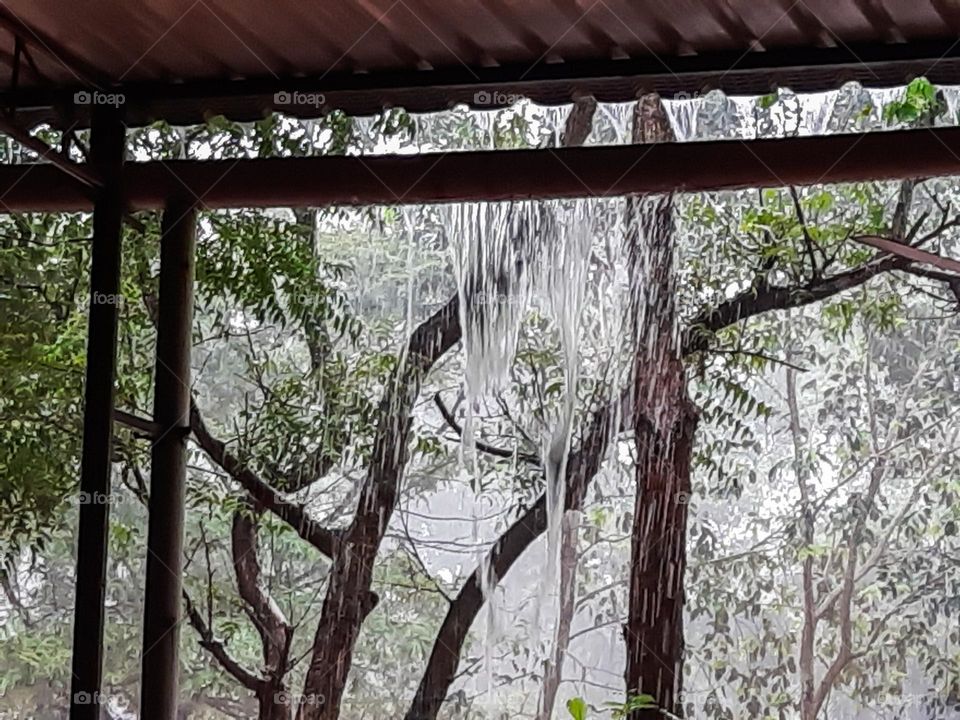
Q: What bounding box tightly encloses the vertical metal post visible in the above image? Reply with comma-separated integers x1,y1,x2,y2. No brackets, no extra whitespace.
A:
140,196,197,720
69,105,125,720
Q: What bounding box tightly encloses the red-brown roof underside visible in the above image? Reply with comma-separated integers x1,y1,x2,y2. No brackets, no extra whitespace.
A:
1,0,960,126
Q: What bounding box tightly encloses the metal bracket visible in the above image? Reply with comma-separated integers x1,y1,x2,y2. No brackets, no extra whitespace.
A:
113,409,160,439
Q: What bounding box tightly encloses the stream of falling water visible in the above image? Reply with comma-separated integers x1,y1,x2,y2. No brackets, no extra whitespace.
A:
532,201,595,641
449,199,541,696
435,85,919,710
448,198,598,697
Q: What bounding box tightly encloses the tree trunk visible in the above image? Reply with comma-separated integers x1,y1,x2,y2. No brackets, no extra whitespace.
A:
624,393,697,718
257,681,293,720
788,364,818,720
537,511,581,720
297,297,461,720
404,398,615,720
623,95,698,719
232,507,294,720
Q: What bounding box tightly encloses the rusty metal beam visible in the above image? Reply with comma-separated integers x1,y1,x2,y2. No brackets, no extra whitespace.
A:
0,116,101,188
0,126,959,212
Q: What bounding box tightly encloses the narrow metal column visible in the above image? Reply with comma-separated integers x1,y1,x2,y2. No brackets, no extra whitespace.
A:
69,105,125,720
140,196,197,720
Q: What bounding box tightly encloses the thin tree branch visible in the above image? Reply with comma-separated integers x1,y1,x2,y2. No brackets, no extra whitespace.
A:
183,590,265,693
189,399,343,558
231,506,293,681
433,392,540,465
897,265,960,306
789,186,821,277
684,252,909,354
709,348,809,372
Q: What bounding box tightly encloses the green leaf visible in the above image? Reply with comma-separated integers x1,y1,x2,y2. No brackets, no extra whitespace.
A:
567,697,588,720
757,92,778,109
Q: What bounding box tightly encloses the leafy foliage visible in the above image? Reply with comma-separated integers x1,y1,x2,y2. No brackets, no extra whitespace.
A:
1,83,959,720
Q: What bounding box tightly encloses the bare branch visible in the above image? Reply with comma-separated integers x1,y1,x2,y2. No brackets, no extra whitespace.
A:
189,399,343,558
684,252,909,355
398,502,452,604
709,348,809,373
183,590,264,692
231,506,292,680
898,265,960,306
789,186,821,277
406,395,616,720
300,294,461,717
434,392,540,465
855,234,960,273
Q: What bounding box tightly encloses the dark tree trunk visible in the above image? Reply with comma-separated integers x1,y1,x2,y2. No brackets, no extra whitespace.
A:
405,384,616,720
537,512,581,720
624,392,697,718
256,682,293,720
623,95,698,719
297,297,461,720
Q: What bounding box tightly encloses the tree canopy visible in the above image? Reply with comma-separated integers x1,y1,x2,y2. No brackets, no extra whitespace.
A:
0,80,958,720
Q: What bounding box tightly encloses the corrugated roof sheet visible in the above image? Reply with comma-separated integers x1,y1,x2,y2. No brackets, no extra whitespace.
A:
0,0,958,125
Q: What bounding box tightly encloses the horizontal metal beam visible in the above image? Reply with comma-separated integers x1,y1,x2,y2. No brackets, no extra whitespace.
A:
112,409,160,438
1,126,959,213
0,117,101,188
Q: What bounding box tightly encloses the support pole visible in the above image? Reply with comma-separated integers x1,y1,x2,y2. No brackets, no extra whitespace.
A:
139,196,197,720
69,105,125,718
